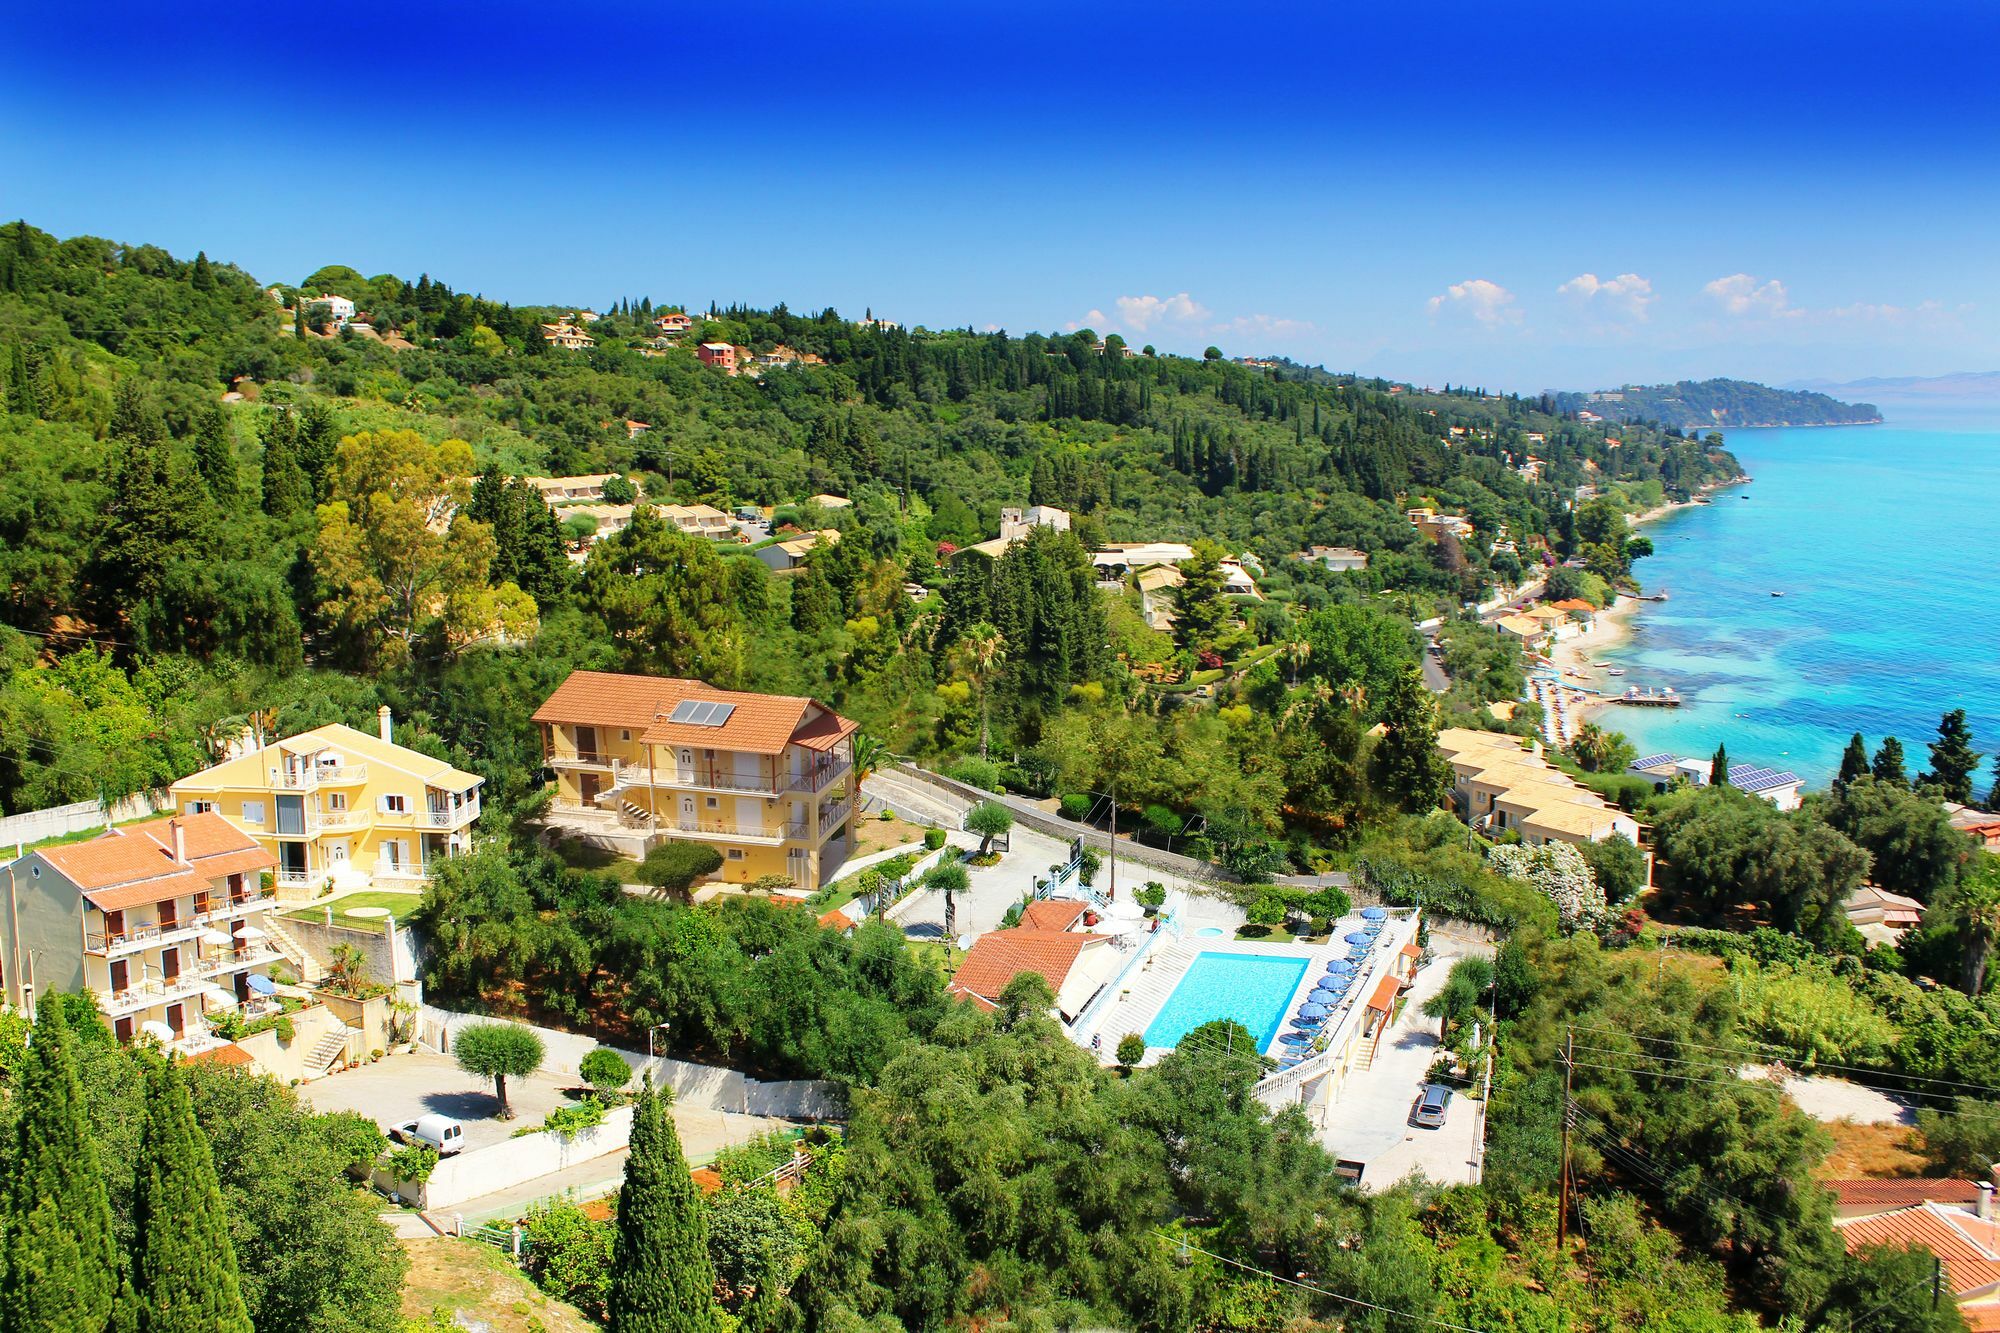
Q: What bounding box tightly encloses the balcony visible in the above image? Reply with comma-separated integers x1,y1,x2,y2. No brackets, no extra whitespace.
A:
425,794,481,828
200,892,276,922
816,797,854,837
791,757,852,794
275,763,368,789
317,806,362,828
98,970,212,1017
194,942,283,976
85,919,204,958
617,759,781,795
665,817,804,847
549,750,616,770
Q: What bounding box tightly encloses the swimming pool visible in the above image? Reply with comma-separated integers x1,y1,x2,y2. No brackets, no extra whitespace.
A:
1144,952,1310,1051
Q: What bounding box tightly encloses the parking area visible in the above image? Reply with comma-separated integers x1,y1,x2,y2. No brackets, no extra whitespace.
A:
1317,950,1485,1190
299,1051,582,1150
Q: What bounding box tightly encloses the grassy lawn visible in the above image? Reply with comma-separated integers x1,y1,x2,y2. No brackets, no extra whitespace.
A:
284,890,424,933
399,1238,595,1333
905,940,959,979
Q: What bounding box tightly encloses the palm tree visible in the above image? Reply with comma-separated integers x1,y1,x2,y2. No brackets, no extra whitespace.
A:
1956,864,2000,996
850,732,891,787
1284,639,1311,688
956,623,1007,760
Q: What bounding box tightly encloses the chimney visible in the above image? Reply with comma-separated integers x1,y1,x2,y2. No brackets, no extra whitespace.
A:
1979,1180,1995,1222
378,705,393,744
170,818,186,865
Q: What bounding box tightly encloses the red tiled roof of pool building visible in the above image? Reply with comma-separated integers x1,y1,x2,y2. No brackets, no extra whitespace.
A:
1018,899,1089,932
948,928,1108,1009
1365,974,1401,1013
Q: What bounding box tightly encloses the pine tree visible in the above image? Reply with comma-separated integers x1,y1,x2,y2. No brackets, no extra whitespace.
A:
0,1002,123,1332
1873,736,1909,787
1836,733,1870,789
606,1082,716,1333
191,406,238,504
189,251,215,292
1710,742,1731,787
1987,756,2000,812
94,379,217,640
128,1059,253,1333
296,399,340,505
1925,708,1981,803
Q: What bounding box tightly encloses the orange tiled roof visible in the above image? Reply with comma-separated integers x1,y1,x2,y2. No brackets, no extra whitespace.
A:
817,908,853,930
531,670,854,756
1549,598,1597,612
1830,1179,1980,1209
187,1043,255,1068
1366,974,1401,1012
1019,900,1088,932
40,813,274,910
1839,1204,2000,1297
948,929,1105,1005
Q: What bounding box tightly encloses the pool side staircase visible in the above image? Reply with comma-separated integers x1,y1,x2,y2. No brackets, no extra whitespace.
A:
1067,909,1186,1049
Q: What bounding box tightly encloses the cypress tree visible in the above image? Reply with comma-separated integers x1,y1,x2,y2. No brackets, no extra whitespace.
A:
1873,736,1909,788
1710,742,1730,787
606,1082,716,1333
258,410,311,520
1925,708,1981,804
191,407,237,505
1836,733,1870,789
0,1001,122,1333
128,1059,253,1333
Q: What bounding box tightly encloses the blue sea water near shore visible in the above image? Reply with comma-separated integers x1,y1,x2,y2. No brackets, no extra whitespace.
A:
1596,400,2000,788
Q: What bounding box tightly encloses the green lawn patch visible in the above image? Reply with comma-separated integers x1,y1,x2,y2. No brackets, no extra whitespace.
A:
284,890,424,933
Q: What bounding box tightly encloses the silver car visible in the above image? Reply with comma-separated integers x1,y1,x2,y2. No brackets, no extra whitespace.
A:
1410,1083,1452,1129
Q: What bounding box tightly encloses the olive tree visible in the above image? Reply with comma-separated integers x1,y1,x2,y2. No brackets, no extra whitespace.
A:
454,1022,546,1119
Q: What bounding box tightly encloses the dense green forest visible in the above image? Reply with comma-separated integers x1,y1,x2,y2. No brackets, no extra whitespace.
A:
1554,378,1883,429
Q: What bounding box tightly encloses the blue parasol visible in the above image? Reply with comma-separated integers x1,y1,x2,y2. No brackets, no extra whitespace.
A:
1324,959,1355,974
246,973,277,996
1344,931,1371,945
1297,1003,1330,1019
1361,906,1387,920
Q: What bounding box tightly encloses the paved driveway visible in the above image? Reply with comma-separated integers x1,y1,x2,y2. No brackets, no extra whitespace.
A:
1317,952,1484,1190
299,1051,580,1150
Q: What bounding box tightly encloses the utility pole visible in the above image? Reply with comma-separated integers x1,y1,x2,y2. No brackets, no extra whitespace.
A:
1108,780,1117,902
1933,1253,1944,1311
1557,1025,1574,1252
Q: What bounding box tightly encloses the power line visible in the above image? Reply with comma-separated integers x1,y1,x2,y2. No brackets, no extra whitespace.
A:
1149,1230,1489,1333
1566,1023,2000,1101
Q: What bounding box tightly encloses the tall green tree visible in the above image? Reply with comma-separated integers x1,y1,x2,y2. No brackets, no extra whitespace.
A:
1925,708,1981,803
1872,736,1909,787
1836,733,1870,789
1171,541,1231,652
90,379,218,646
607,1083,716,1333
1371,663,1451,813
1710,741,1731,788
190,406,238,505
580,510,747,686
258,408,311,521
128,1058,254,1333
0,1001,123,1333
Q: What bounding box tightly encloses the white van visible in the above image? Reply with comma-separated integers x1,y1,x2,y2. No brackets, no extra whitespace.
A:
390,1114,466,1156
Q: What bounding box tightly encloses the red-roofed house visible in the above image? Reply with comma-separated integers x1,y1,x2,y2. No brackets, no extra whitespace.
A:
0,813,281,1047
948,919,1121,1020
1828,1178,1981,1220
533,670,859,891
1836,1198,2000,1323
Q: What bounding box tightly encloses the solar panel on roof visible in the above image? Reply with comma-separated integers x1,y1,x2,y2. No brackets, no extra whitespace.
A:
669,699,736,727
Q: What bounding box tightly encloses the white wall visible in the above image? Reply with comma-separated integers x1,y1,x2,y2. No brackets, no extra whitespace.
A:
405,1105,637,1209
0,790,170,850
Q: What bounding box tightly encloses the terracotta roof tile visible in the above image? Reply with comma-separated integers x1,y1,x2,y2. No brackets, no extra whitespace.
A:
1366,974,1401,1012
1019,900,1088,933
40,813,273,909
1830,1179,1980,1208
948,928,1106,1005
187,1043,255,1067
1838,1204,2000,1297
532,671,854,757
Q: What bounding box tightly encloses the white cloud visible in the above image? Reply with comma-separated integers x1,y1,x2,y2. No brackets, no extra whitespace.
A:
1558,272,1654,319
1113,291,1210,331
1427,279,1519,325
1211,312,1317,340
1703,273,1794,318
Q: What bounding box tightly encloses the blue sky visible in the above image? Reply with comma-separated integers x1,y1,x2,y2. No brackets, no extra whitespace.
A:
4,0,1997,392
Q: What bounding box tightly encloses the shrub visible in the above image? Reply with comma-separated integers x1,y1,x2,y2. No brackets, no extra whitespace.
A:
579,1046,632,1096
1246,892,1288,927
1115,1033,1147,1069
1060,793,1095,822
1142,804,1181,841
1135,882,1167,909
521,1198,613,1320
386,1140,438,1185
274,1016,294,1042
538,1098,609,1138
946,756,1003,791
1078,847,1103,887
637,840,724,897
923,827,947,851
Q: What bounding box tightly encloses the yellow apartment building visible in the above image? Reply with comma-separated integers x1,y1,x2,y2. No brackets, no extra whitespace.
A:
168,709,483,895
531,671,858,890
0,813,284,1047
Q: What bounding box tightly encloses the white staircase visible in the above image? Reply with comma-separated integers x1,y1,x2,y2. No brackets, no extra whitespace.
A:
304,1027,351,1078
261,914,323,985
1108,942,1194,1048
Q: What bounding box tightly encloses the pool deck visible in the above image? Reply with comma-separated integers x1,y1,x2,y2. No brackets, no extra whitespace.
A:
1087,935,1343,1061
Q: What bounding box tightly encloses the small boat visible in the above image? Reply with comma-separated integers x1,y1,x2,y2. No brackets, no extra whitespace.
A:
1605,668,1625,677
1770,591,1784,597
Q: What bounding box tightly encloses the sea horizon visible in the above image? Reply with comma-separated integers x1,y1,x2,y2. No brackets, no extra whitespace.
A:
1596,397,2000,790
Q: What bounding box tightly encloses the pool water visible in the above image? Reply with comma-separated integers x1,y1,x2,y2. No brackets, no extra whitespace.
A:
1144,952,1310,1051
1195,926,1225,938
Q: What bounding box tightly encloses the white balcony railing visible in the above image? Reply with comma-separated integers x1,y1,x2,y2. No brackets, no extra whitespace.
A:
426,795,480,827
275,763,368,789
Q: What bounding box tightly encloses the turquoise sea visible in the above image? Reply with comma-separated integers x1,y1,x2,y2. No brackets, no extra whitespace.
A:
1597,400,2000,788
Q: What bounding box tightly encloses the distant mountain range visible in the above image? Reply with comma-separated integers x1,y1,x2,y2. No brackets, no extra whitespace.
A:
1552,378,1882,429
1788,370,2000,400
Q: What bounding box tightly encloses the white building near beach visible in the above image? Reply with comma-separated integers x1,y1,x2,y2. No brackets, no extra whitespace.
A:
1626,754,1804,811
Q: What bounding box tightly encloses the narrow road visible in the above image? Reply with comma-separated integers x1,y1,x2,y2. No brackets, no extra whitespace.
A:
1420,643,1451,694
